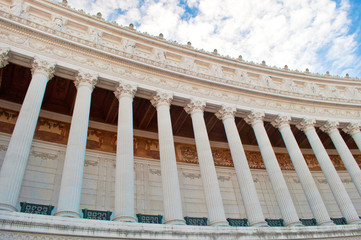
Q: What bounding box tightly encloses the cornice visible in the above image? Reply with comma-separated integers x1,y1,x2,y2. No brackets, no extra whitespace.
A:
0,2,361,121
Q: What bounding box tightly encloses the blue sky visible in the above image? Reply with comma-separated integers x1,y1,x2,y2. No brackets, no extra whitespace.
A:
61,0,361,78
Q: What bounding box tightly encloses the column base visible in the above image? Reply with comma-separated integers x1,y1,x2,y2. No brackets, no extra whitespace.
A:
209,220,229,226
0,203,17,212
164,218,186,225
318,220,335,226
54,210,81,218
112,215,137,222
285,221,303,227
348,218,361,225
250,220,269,227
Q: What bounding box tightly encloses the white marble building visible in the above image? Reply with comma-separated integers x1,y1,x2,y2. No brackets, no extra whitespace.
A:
0,0,361,239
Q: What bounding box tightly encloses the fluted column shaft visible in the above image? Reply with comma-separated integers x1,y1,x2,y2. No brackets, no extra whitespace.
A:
245,111,301,226
151,91,185,225
113,82,137,222
55,72,97,218
321,121,361,196
0,58,55,212
272,115,333,226
216,106,267,227
298,119,361,224
185,99,228,226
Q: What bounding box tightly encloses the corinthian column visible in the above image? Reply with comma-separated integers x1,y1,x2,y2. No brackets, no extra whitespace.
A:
244,111,302,227
216,106,267,227
0,48,10,68
272,115,333,226
321,121,361,196
184,99,228,226
0,57,55,212
113,81,137,222
151,90,185,225
297,119,361,224
344,122,361,152
55,72,98,218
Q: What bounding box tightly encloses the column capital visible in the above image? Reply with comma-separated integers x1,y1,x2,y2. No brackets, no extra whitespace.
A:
0,48,10,68
215,105,236,121
244,111,264,126
343,122,361,136
320,120,339,134
114,81,137,99
271,114,291,129
74,71,98,90
184,98,206,115
150,90,173,108
31,57,56,79
296,118,316,132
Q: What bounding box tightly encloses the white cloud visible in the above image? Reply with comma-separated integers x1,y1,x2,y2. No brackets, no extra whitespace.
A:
63,0,361,77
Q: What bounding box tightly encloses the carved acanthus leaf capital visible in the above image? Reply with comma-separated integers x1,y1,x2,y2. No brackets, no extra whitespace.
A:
0,48,10,68
271,114,291,129
320,120,339,134
296,118,316,132
151,90,173,108
184,98,206,115
244,111,265,125
114,81,137,99
215,105,236,121
343,122,361,136
31,57,56,79
74,71,98,90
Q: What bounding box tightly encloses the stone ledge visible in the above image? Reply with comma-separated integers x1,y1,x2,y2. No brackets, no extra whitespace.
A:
0,212,360,239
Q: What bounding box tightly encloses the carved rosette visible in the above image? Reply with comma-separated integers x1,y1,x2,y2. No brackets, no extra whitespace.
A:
184,98,206,115
343,122,361,136
150,90,173,108
31,57,56,79
215,105,236,121
244,111,265,126
114,81,137,99
271,114,291,129
0,48,10,68
74,71,98,90
320,120,339,134
296,118,316,132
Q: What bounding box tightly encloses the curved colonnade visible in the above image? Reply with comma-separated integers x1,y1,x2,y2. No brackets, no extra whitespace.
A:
0,0,360,239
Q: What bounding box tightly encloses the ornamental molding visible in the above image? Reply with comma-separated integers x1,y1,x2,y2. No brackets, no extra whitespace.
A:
271,114,291,129
0,6,361,120
31,151,58,160
320,121,339,134
150,90,173,108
